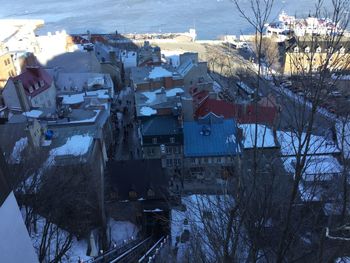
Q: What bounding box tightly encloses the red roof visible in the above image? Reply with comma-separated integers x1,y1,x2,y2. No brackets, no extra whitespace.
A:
12,67,53,97
195,98,277,125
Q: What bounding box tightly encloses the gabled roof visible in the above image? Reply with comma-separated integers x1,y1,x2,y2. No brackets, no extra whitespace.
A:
11,67,53,97
142,115,181,136
195,98,277,125
184,115,238,157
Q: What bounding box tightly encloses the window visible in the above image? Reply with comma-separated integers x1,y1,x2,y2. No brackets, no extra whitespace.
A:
173,159,181,166
174,146,179,154
4,59,8,66
129,190,137,199
29,86,34,93
166,147,172,154
170,137,175,143
166,159,173,167
217,157,221,163
147,188,155,198
152,138,157,144
191,158,196,164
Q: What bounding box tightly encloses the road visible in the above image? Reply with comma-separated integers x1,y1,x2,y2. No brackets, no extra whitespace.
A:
113,86,142,161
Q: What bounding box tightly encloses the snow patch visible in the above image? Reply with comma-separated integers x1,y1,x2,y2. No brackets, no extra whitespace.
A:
140,106,157,116
23,110,43,118
50,134,93,157
9,137,28,164
149,67,172,79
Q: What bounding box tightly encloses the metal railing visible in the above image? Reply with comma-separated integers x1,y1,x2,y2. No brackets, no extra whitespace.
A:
85,237,145,263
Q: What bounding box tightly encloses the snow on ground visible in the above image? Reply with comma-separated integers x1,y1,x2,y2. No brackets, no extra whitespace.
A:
9,137,28,164
161,50,184,68
108,219,138,245
50,134,93,157
213,81,222,93
240,124,276,148
171,195,246,262
277,130,340,156
148,66,172,79
142,87,184,104
25,213,92,263
140,106,157,116
298,183,323,202
23,110,43,118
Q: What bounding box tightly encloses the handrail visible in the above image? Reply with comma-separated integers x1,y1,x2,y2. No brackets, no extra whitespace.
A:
85,237,142,263
138,236,165,263
110,237,152,263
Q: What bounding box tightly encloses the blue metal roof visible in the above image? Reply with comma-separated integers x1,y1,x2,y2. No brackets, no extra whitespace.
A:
184,118,238,157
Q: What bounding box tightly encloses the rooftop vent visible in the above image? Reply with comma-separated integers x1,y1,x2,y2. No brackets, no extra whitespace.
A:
200,125,211,136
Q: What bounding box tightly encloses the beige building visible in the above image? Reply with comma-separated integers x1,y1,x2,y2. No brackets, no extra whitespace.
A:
0,52,16,90
283,38,350,75
2,67,56,112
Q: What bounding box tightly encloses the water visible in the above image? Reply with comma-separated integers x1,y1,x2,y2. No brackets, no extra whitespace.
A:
0,0,340,39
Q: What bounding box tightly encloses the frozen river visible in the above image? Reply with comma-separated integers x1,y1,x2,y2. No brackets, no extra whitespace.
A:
0,0,341,39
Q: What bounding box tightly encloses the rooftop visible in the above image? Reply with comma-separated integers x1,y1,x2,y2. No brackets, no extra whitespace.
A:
142,115,182,136
130,65,181,85
11,67,53,97
184,113,239,157
135,87,184,117
239,124,277,149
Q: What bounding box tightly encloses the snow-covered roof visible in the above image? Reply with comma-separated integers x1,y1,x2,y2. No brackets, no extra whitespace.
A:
49,134,93,158
240,124,277,149
277,131,340,156
148,67,172,79
9,137,28,164
22,110,43,118
60,89,110,105
141,87,184,104
283,155,342,181
140,106,157,116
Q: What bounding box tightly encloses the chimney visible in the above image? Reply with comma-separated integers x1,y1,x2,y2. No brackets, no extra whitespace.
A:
155,88,166,104
181,96,194,121
13,79,30,112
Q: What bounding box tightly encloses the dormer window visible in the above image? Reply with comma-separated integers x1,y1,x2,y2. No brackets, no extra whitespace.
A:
39,80,44,87
28,86,34,93
327,47,334,54
340,47,345,54
316,46,322,53
305,46,310,53
294,46,299,53
35,82,40,90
